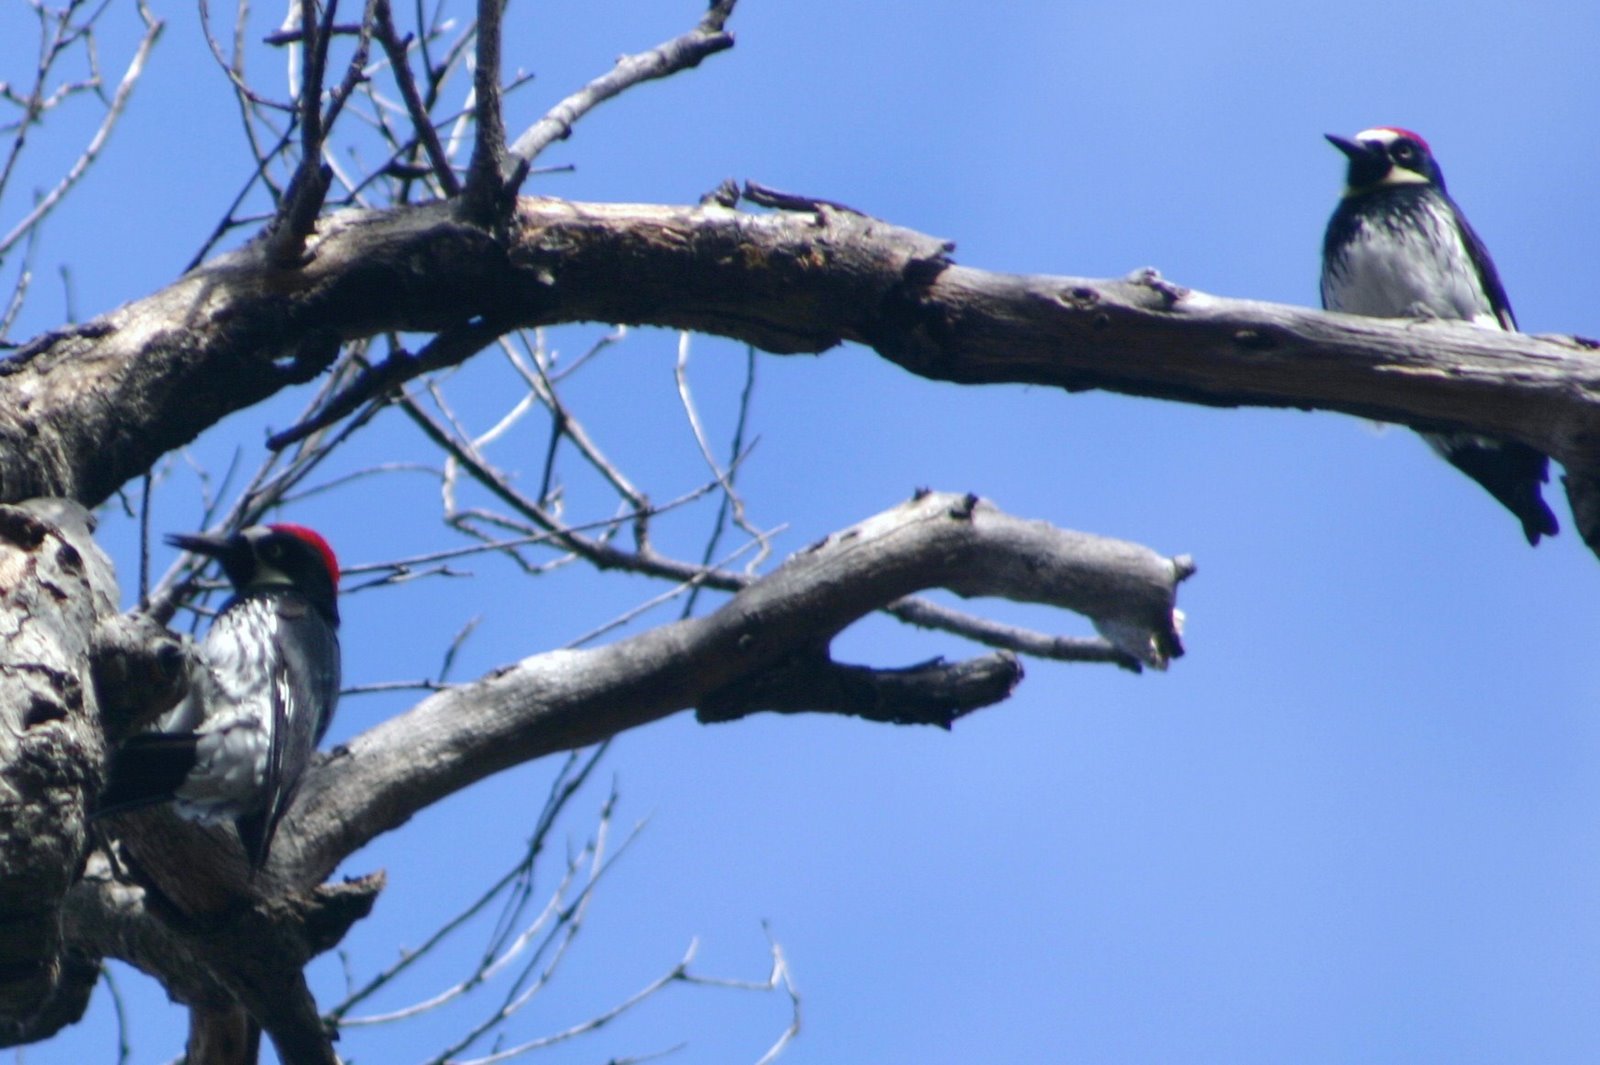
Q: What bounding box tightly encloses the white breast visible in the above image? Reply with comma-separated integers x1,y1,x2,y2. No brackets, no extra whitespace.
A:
161,604,280,822
1323,202,1500,327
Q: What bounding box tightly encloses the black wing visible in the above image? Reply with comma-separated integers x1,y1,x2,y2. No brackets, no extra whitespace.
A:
234,655,293,867
95,733,199,816
1449,200,1516,330
237,597,340,867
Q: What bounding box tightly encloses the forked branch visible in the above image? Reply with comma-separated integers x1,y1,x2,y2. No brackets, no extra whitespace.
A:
285,491,1192,883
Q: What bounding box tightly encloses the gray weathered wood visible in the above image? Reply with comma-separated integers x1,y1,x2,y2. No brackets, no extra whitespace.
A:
5,195,1594,545
285,491,1191,884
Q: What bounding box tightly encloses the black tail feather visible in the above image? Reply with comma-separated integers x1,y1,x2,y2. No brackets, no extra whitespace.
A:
1434,436,1559,546
94,733,199,817
234,811,273,869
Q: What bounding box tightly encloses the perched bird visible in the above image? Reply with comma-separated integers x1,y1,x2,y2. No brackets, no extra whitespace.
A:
98,524,341,867
1320,126,1557,545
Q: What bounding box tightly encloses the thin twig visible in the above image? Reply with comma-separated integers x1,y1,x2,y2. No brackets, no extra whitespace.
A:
679,923,800,1065
183,125,297,270
548,324,626,384
340,678,452,695
327,749,610,1025
284,461,444,504
0,3,163,257
565,529,773,649
197,0,292,111
434,925,682,1065
504,0,738,186
0,0,100,203
437,615,479,683
684,343,761,620
373,0,460,195
674,334,769,613
499,332,648,513
0,215,42,341
397,387,1127,666
267,321,505,449
102,961,133,1065
461,0,506,217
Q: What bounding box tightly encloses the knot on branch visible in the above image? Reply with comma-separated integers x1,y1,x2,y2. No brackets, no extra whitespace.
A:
187,872,383,1062
263,163,335,269
292,872,388,957
161,873,388,999
1124,266,1189,308
90,613,190,742
1562,472,1600,556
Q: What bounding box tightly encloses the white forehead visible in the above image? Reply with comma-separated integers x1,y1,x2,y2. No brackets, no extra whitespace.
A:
1353,127,1401,145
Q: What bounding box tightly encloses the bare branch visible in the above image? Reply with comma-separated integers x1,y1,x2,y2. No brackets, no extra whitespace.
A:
686,922,800,1065
697,650,1025,727
0,6,163,258
503,0,738,189
343,748,600,1016
397,368,1176,664
286,491,1190,883
197,0,292,113
460,0,506,218
498,332,649,514
372,0,461,195
8,193,1595,554
564,528,777,649
266,321,504,450
0,218,41,342
263,0,383,267
885,595,1144,670
684,342,764,616
675,332,767,568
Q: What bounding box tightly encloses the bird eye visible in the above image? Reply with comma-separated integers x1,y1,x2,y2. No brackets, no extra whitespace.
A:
1393,142,1416,162
263,541,284,560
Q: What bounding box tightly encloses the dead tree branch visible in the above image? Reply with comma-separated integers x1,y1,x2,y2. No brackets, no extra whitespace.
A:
19,490,1184,1055
3,193,1594,546
284,490,1191,884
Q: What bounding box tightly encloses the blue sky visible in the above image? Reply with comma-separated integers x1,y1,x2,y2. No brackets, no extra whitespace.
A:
7,1,1600,1062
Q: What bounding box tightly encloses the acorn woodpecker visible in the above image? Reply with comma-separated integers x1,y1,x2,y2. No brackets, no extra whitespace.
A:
1320,126,1558,545
98,524,341,867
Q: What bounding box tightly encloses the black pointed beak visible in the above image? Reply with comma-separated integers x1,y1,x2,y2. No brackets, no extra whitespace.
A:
165,531,233,558
1325,133,1373,162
